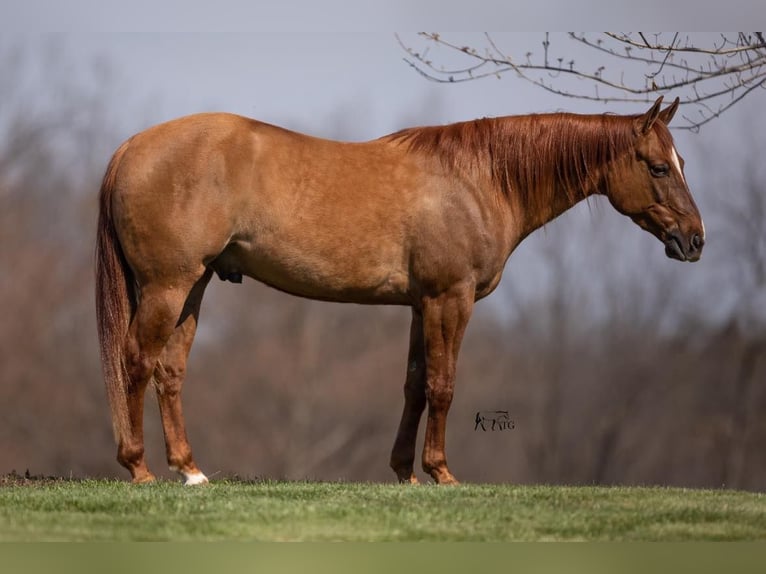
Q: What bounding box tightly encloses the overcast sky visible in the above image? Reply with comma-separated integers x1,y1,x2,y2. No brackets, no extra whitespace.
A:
5,33,573,139
4,32,758,146
3,0,762,32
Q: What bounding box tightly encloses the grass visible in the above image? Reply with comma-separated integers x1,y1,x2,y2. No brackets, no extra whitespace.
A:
1,475,765,541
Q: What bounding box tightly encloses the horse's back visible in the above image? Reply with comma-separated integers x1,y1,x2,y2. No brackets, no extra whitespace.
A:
108,113,421,302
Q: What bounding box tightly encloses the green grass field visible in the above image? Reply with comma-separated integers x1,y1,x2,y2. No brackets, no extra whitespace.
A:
1,474,764,541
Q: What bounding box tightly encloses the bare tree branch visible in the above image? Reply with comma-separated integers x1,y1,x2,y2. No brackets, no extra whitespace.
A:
398,33,766,131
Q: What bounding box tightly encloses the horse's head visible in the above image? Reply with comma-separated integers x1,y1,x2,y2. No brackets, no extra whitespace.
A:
607,96,705,262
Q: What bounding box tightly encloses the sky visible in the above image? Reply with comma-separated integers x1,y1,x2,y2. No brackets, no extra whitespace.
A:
5,32,754,151
3,0,763,32
48,33,572,138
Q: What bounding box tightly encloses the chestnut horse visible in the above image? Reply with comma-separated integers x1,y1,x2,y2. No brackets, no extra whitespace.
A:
96,96,704,485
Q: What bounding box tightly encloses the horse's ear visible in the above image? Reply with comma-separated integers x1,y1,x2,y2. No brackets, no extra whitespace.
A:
635,96,664,136
658,97,680,125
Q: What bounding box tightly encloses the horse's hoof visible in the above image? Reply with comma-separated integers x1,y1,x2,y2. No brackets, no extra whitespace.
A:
131,473,156,484
183,471,209,486
429,468,460,485
397,473,420,485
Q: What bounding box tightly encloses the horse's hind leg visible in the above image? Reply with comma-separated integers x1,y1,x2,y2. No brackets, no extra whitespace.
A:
119,278,200,483
153,269,213,485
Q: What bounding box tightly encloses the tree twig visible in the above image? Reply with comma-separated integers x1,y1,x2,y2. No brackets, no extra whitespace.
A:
398,32,766,131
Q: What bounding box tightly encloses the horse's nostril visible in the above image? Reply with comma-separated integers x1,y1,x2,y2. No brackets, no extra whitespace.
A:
691,234,704,250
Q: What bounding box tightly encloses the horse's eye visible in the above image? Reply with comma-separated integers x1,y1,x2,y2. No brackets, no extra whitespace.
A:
650,164,670,177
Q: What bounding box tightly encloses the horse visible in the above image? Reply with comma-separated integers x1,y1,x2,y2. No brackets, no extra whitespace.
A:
95,96,704,485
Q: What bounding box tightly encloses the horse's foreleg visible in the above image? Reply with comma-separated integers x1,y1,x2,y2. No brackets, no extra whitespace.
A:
120,283,193,484
154,269,212,485
420,285,474,485
390,309,426,484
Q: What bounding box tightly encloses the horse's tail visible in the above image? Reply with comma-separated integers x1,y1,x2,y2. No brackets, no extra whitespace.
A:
95,139,134,446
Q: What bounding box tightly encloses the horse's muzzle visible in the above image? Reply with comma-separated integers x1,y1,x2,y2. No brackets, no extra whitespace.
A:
664,230,704,262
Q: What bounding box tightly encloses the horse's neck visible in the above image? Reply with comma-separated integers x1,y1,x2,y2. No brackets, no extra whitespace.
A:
495,114,613,239
515,183,598,238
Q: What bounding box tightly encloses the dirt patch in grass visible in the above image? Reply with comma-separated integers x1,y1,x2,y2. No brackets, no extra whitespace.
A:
0,470,81,487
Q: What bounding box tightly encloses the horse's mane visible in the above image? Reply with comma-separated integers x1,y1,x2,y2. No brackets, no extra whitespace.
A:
386,113,675,211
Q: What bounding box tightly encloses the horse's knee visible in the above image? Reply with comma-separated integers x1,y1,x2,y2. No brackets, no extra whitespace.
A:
403,381,426,405
425,377,454,411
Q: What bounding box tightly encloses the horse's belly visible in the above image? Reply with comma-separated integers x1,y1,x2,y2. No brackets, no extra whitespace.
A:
210,238,411,304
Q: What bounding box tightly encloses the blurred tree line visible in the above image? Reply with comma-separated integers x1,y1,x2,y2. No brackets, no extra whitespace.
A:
0,46,764,489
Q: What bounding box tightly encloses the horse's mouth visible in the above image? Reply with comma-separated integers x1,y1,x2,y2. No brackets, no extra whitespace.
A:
664,236,687,261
